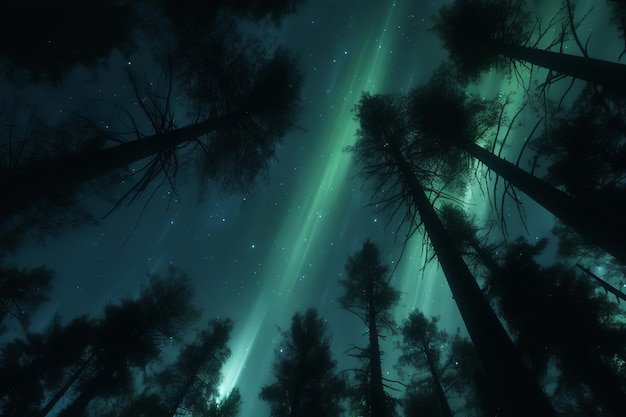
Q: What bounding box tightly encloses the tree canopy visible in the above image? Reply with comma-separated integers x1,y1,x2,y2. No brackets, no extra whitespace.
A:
260,308,346,417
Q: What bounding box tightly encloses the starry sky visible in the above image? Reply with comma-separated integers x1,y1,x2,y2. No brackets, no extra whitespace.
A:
6,1,623,416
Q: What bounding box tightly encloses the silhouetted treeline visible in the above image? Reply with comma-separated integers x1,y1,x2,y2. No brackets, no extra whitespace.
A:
0,0,304,250
0,266,239,417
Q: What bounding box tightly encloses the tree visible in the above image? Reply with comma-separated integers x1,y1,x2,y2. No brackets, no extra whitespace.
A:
0,0,305,83
0,0,137,83
438,204,500,273
92,320,239,417
0,47,302,222
260,308,346,417
398,312,494,417
0,315,95,417
156,319,238,417
0,265,53,334
407,67,626,264
432,0,626,93
483,238,626,416
439,203,626,414
532,86,626,207
338,241,399,417
398,312,453,417
0,0,304,249
350,92,557,416
607,0,626,59
45,267,199,417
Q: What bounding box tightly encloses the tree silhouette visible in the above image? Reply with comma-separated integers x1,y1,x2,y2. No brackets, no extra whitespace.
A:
43,267,199,417
398,312,454,417
482,238,626,416
0,0,304,250
156,318,238,417
1,47,302,224
0,0,137,83
607,0,626,59
338,241,399,417
0,315,95,417
260,308,346,417
0,265,53,334
432,0,626,93
532,86,626,207
407,68,626,264
438,204,500,273
89,320,239,417
439,202,626,414
350,92,556,416
447,336,495,417
0,114,103,251
530,86,626,260
0,0,305,84
398,312,494,417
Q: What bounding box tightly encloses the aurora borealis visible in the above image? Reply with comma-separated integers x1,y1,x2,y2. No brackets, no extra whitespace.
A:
6,0,623,416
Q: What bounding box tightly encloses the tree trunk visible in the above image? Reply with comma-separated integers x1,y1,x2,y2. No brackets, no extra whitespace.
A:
422,341,453,417
1,113,239,219
492,42,626,93
576,263,626,303
38,351,95,417
476,244,626,417
167,361,204,417
461,141,626,265
56,368,110,417
390,147,556,417
367,282,387,417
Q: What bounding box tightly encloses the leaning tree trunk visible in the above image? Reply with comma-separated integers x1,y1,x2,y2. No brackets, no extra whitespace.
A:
38,351,96,417
56,367,115,417
422,341,453,417
576,263,626,303
476,244,626,417
0,112,240,220
491,42,626,93
460,141,626,265
367,282,388,417
390,147,557,417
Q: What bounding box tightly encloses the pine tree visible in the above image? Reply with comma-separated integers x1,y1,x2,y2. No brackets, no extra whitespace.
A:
338,241,400,417
260,308,346,417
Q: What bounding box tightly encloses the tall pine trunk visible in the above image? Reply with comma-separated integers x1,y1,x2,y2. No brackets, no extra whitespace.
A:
38,351,95,417
1,113,239,219
56,367,115,417
472,240,626,417
367,282,387,417
490,42,626,93
461,141,626,264
389,147,556,417
422,341,453,417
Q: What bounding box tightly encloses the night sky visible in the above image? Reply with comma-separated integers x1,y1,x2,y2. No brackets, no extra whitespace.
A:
5,1,623,416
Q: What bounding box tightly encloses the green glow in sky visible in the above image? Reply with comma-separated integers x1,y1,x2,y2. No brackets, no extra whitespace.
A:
219,1,406,402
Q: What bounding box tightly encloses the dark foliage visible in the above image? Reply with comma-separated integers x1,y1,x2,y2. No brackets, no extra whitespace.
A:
0,265,53,334
339,241,399,417
260,308,346,417
398,312,455,417
113,318,238,417
0,315,95,417
533,87,626,217
350,87,557,417
432,0,531,82
485,238,626,416
50,267,199,417
398,311,494,417
0,0,137,83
